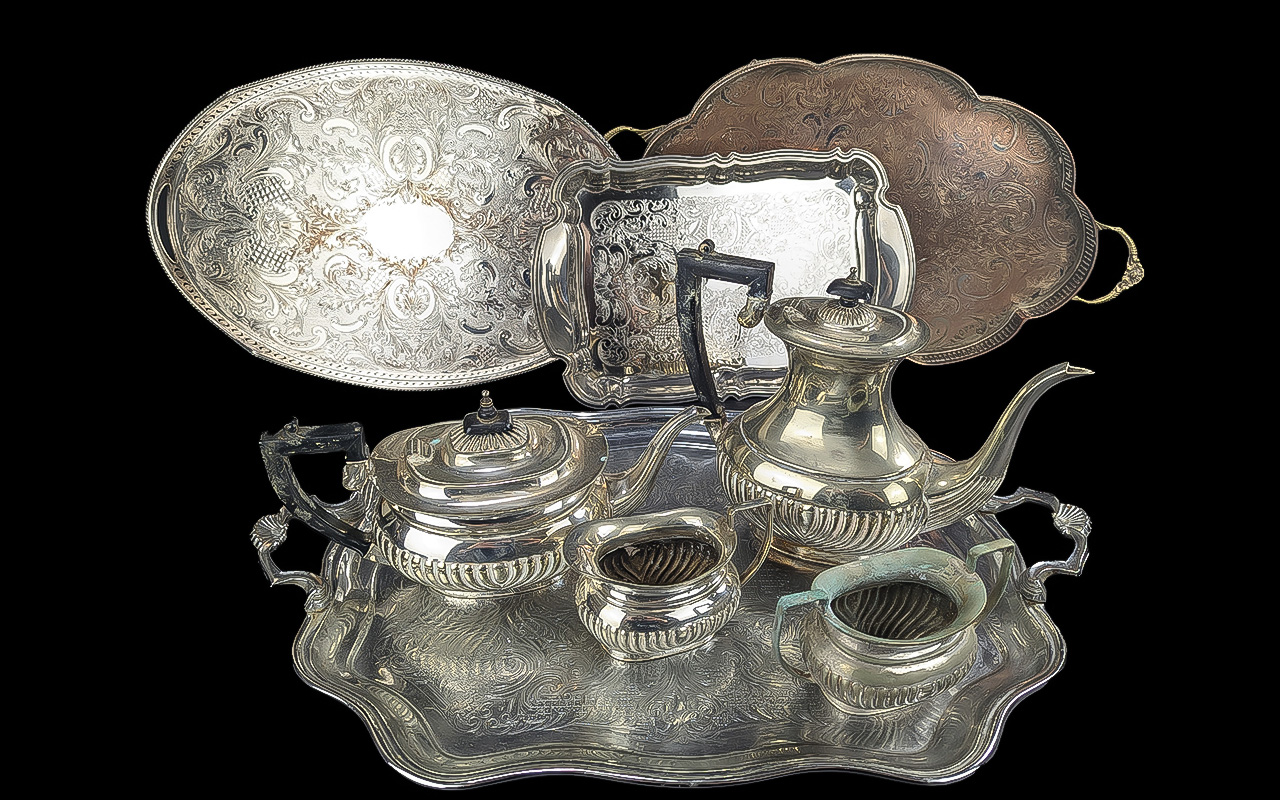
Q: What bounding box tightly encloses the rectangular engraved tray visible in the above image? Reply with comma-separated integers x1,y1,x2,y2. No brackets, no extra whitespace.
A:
283,407,1066,787
535,151,915,408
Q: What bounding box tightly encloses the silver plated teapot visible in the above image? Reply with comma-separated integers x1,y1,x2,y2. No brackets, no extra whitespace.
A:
676,240,1090,569
259,393,708,597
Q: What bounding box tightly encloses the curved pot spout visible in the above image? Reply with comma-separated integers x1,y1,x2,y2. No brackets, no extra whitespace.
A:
605,405,712,515
924,363,1092,530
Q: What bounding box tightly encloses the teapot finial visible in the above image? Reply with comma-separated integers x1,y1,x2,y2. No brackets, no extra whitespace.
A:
464,389,511,435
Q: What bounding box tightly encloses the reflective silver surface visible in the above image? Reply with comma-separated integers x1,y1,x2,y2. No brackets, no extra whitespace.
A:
774,539,1016,714
132,40,1164,798
259,400,706,597
148,60,615,389
676,242,1091,567
268,408,1078,786
535,149,914,407
564,501,772,661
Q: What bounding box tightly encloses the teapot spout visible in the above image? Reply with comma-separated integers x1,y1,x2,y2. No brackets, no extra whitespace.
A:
924,363,1092,530
606,405,712,515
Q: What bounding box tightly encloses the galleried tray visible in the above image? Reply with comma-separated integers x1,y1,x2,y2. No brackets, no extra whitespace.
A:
148,60,614,389
259,408,1074,787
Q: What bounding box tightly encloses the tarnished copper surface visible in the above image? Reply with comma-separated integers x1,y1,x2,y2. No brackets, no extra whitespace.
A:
643,55,1097,364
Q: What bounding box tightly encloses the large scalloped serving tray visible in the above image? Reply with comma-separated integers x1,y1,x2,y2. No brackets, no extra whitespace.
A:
285,408,1067,787
147,60,614,389
643,54,1097,364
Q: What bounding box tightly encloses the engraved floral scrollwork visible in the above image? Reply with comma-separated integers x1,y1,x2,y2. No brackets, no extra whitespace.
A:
583,187,858,376
645,55,1098,363
153,62,613,387
286,422,1072,785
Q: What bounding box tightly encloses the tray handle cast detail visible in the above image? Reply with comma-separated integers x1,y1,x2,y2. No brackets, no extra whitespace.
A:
1074,222,1144,304
981,488,1091,604
250,507,331,611
253,420,379,606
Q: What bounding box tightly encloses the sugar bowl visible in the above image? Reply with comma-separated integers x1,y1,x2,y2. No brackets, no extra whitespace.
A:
565,502,772,661
773,538,1015,714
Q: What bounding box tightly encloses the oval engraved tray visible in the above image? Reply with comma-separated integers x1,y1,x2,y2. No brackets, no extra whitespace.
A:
535,150,914,408
272,407,1069,786
147,60,615,389
642,54,1097,364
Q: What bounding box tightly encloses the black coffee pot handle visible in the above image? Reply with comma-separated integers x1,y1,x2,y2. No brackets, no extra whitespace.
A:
675,239,775,416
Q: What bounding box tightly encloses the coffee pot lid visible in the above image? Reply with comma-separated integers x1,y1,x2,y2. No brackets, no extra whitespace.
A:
764,277,931,359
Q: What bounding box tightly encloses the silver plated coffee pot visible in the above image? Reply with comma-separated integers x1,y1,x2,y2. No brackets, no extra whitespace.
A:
676,239,1090,569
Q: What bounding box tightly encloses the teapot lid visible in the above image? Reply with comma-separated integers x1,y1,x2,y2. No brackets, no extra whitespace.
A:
765,277,930,359
368,391,607,519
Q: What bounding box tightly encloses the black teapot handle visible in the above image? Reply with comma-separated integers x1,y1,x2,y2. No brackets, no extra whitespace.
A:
675,239,775,416
259,419,374,551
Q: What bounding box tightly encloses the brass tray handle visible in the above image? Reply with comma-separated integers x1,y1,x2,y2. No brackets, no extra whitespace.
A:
604,125,660,145
1074,222,1144,304
981,488,1092,604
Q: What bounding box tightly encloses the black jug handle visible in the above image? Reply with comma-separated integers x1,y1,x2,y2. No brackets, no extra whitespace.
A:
675,239,775,416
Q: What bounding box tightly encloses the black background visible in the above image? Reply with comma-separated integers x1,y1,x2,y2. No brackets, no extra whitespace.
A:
122,24,1176,797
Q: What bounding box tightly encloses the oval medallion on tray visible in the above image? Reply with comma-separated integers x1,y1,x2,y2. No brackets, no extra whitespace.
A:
147,60,615,389
642,54,1097,364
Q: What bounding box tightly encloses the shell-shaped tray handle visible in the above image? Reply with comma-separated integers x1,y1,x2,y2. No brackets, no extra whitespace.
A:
250,508,331,612
981,488,1091,604
1074,222,1144,304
